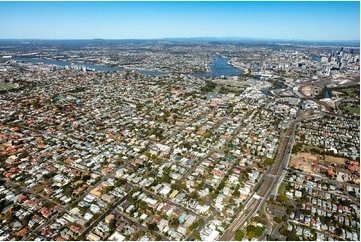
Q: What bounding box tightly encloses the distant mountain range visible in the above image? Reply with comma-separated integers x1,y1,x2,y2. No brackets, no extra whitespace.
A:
161,37,360,45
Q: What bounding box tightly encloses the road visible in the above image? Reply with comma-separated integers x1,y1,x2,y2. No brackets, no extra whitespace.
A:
23,214,59,241
180,149,215,182
259,207,273,241
5,181,61,210
282,176,359,205
113,209,170,241
78,195,128,239
220,197,262,240
185,209,218,241
22,106,218,240
185,113,254,240
127,183,205,220
270,223,284,240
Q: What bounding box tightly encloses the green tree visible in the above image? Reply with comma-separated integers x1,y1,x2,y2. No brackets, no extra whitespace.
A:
265,158,275,165
160,174,171,183
148,223,159,231
189,191,199,199
136,103,144,110
280,227,288,236
170,218,180,227
277,194,289,203
109,219,116,231
103,186,114,194
335,228,343,236
217,181,225,191
208,193,217,199
139,200,148,210
189,219,204,231
246,225,264,239
194,232,201,240
267,235,274,241
287,231,300,241
116,178,127,187
235,230,244,241
234,190,240,197
274,217,283,223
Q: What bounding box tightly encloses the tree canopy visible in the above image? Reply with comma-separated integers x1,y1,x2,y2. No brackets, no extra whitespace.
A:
235,230,244,241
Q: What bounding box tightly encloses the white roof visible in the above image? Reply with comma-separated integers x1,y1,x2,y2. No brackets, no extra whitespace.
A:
159,186,172,195
84,213,93,221
109,232,125,241
206,230,220,241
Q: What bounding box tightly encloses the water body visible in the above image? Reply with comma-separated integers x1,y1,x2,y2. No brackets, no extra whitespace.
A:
3,55,242,77
325,89,331,98
137,70,168,76
277,81,286,89
191,56,242,77
7,57,120,72
312,56,321,62
262,89,271,96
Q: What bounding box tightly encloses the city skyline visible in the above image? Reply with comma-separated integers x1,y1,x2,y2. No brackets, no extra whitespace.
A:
0,1,359,41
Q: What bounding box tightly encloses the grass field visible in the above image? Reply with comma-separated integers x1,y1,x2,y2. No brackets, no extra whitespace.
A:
213,79,250,87
277,182,287,196
303,145,323,152
0,82,14,91
342,106,360,114
325,155,347,164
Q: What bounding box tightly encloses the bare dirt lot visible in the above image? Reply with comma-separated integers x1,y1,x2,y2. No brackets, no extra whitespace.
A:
289,152,317,173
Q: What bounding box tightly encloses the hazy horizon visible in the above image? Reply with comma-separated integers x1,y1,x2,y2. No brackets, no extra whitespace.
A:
0,37,359,43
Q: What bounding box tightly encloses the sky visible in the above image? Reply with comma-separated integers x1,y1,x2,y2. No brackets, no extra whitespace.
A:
0,1,359,41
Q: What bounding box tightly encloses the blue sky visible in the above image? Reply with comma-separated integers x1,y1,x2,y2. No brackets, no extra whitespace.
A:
0,1,359,41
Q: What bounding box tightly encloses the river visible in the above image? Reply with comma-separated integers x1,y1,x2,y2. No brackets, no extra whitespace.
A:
191,56,242,77
3,55,242,77
5,57,120,72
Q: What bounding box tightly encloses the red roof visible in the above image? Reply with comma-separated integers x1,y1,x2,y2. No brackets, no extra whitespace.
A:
16,228,28,237
101,167,111,173
18,195,28,203
348,165,360,172
162,204,170,212
153,216,162,224
338,204,343,211
327,169,334,176
40,207,52,218
69,225,80,233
